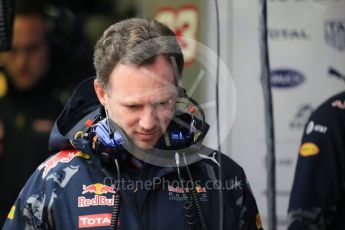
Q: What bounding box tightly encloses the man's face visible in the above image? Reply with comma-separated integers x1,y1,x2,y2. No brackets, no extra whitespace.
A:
0,15,49,90
95,55,178,150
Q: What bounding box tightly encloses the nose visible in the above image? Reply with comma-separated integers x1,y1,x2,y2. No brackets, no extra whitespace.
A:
139,105,157,131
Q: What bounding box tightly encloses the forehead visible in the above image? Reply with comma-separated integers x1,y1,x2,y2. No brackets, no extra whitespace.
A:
13,15,45,45
108,56,177,98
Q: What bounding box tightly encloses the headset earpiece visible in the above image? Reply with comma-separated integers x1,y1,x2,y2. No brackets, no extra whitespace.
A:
165,113,195,148
89,116,129,161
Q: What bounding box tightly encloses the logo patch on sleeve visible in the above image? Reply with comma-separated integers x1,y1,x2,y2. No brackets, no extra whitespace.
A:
256,213,262,229
299,142,320,157
7,205,15,220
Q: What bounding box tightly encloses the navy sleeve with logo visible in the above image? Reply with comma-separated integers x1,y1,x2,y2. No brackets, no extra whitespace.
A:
2,165,52,229
3,149,87,230
288,92,345,230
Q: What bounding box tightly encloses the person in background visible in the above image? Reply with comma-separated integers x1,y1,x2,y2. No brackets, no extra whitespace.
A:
0,1,62,224
288,91,345,229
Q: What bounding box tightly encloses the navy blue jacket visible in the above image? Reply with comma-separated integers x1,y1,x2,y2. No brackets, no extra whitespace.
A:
288,91,345,230
3,78,263,229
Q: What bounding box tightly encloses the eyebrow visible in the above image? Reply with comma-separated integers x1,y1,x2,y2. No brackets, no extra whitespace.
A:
120,96,173,105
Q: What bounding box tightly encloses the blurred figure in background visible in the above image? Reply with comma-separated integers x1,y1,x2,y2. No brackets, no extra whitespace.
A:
0,0,136,225
0,0,62,224
288,91,345,229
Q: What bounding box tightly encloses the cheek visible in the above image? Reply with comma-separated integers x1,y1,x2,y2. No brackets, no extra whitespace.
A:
157,107,175,124
110,107,139,129
123,114,139,129
33,50,48,68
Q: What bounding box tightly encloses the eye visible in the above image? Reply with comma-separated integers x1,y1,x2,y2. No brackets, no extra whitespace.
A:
156,100,170,107
125,104,141,109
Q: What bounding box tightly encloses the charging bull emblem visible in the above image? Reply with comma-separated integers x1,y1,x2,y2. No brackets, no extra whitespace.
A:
38,150,90,178
82,183,115,195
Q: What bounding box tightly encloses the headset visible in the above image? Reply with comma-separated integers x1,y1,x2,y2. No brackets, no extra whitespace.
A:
87,91,207,161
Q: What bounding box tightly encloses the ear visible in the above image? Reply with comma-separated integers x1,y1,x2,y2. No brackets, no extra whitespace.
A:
94,79,107,106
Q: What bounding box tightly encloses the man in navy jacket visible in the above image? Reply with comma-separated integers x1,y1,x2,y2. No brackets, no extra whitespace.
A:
3,18,263,230
288,91,345,229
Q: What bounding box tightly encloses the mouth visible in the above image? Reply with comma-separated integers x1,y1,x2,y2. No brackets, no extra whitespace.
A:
135,131,159,141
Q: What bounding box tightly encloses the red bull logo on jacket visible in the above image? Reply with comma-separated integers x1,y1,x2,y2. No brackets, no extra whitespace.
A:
82,183,115,195
78,195,115,207
78,183,116,207
38,150,90,178
168,185,207,202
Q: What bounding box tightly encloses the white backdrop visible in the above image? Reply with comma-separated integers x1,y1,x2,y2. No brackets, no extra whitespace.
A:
222,0,345,229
